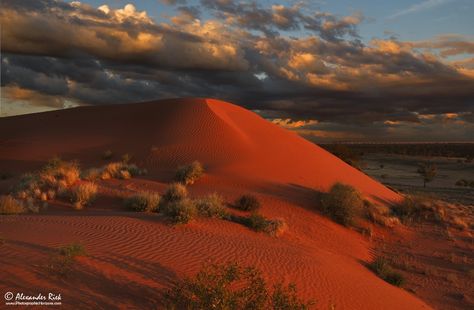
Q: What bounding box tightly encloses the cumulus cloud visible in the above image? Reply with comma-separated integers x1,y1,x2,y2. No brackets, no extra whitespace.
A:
0,0,473,141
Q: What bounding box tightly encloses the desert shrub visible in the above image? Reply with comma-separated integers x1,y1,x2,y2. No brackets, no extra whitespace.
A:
364,200,400,228
369,256,405,287
0,195,27,214
161,199,197,224
101,161,142,179
320,183,364,226
122,153,133,164
163,263,313,310
162,183,188,204
232,213,288,236
195,193,229,219
393,195,431,223
102,150,114,160
81,168,101,181
59,243,87,258
175,161,204,185
70,182,98,208
41,157,80,187
48,243,86,278
125,192,160,212
234,194,261,211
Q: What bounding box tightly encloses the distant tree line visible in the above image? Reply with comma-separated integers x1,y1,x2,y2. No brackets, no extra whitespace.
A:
320,143,473,160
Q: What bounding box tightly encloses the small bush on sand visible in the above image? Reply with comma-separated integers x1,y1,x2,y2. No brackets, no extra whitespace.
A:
161,199,197,224
364,200,400,228
162,183,188,204
70,182,98,208
125,192,161,212
0,195,27,214
101,162,142,179
232,213,288,236
81,168,101,181
369,256,404,287
59,243,87,258
234,194,261,211
164,262,313,309
195,193,229,219
41,157,80,187
48,243,87,278
175,161,204,185
321,183,364,227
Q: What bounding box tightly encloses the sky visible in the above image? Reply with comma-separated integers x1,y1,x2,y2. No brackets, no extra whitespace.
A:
1,0,473,142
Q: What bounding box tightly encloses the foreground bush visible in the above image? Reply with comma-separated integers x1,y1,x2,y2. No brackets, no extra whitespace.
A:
70,182,98,209
0,195,27,214
162,183,188,204
161,199,197,224
233,194,261,211
175,161,204,185
125,192,160,212
195,193,229,219
320,183,364,226
48,243,87,278
101,162,142,180
368,256,405,287
231,213,288,236
163,263,313,309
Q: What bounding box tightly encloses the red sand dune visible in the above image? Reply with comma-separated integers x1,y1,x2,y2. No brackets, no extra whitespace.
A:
0,98,430,309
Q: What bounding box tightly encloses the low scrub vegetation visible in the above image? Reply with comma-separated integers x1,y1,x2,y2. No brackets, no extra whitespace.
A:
70,182,98,210
162,183,188,204
161,199,197,224
364,200,400,228
125,191,160,212
175,161,204,185
233,194,261,211
101,162,143,180
195,193,229,219
0,195,27,214
320,183,364,227
231,213,288,236
368,256,405,287
102,150,114,160
163,262,314,309
47,243,87,277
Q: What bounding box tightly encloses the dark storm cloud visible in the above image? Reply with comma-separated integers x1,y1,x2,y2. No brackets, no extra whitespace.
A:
1,0,473,140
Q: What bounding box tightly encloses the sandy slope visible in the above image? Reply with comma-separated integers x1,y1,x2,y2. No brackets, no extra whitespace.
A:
0,98,430,309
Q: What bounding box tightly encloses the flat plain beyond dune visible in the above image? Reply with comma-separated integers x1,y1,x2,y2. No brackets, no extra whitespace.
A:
0,98,430,309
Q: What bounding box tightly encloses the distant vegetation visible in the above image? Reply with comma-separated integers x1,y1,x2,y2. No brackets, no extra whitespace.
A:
416,162,437,188
231,213,288,236
320,143,474,159
321,144,363,169
163,262,314,309
0,195,28,214
175,161,204,185
455,179,474,188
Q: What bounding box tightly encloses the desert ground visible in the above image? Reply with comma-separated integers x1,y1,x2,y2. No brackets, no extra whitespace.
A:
0,98,472,309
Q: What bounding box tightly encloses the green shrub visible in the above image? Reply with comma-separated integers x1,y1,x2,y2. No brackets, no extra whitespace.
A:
175,161,204,185
0,195,27,214
162,183,188,204
234,194,261,211
195,193,229,219
321,183,364,226
369,256,405,287
125,192,160,212
163,263,313,309
48,243,87,278
161,199,197,224
70,182,98,208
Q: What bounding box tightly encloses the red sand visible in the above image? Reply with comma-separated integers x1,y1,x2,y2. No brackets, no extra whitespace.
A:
0,98,430,309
